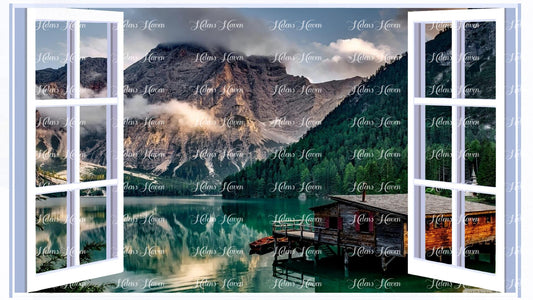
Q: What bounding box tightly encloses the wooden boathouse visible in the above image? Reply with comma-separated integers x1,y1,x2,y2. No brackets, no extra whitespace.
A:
271,193,496,270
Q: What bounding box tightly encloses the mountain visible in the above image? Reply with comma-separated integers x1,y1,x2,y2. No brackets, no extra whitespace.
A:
36,57,108,98
35,43,362,190
222,23,497,199
121,43,361,180
222,54,407,199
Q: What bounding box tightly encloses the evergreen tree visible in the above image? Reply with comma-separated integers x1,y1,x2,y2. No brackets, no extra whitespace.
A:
478,141,496,187
343,163,356,193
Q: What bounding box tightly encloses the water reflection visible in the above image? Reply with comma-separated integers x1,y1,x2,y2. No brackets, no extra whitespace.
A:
37,196,478,293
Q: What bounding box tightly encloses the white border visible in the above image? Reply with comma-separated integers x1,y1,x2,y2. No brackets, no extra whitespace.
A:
5,1,525,300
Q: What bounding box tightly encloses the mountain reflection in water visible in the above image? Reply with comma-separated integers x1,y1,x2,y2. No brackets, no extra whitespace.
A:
36,196,476,293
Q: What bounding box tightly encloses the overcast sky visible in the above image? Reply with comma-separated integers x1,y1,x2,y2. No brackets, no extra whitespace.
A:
35,8,439,83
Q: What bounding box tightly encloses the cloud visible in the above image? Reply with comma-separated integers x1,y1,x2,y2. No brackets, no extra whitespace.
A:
324,38,392,61
152,100,224,134
85,8,410,82
283,38,397,83
124,96,223,134
81,37,108,59
120,8,296,67
38,95,224,138
285,58,373,83
113,8,413,82
80,106,107,135
80,87,107,98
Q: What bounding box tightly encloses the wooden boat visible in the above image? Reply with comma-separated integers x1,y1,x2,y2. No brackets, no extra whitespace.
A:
249,236,287,254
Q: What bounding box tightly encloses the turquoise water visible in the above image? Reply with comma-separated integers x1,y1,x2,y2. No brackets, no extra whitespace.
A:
36,195,487,293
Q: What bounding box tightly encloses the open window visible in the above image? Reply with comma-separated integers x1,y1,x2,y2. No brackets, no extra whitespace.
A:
408,8,519,292
14,8,124,292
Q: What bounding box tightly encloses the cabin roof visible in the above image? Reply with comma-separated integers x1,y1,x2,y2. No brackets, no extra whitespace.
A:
309,201,337,210
324,194,495,217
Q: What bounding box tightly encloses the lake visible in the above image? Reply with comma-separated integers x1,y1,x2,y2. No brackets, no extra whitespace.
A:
35,195,481,293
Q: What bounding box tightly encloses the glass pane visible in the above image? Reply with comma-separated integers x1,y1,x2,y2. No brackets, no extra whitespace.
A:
464,193,496,273
464,22,496,99
464,107,496,188
425,106,451,182
35,21,68,100
80,22,108,98
36,192,67,273
36,108,68,187
80,106,107,181
424,187,452,265
425,23,452,98
80,189,107,264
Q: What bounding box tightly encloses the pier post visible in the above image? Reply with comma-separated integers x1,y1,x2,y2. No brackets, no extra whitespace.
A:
314,244,319,267
343,248,349,277
344,248,349,266
489,243,495,264
274,237,278,264
288,239,292,262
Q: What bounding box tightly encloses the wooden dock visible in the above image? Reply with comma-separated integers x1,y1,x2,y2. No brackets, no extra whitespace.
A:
271,219,342,265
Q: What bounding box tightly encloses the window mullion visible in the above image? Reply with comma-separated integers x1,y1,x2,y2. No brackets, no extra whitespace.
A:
412,22,426,259
66,20,81,268
106,22,117,259
34,98,119,108
413,179,496,195
451,20,466,268
35,179,119,195
105,22,123,261
413,97,498,107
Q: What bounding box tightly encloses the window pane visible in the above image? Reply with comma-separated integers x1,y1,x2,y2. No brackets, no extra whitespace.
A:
35,21,68,100
464,22,496,99
80,106,107,182
36,108,68,187
80,22,108,99
80,189,107,264
425,106,451,182
464,107,496,188
36,192,67,273
425,23,451,98
464,193,496,273
424,187,452,265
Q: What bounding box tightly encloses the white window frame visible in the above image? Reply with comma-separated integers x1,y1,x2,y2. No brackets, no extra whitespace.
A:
24,8,124,292
408,8,519,293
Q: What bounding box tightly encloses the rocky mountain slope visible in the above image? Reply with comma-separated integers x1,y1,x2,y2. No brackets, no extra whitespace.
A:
222,23,497,199
35,43,362,184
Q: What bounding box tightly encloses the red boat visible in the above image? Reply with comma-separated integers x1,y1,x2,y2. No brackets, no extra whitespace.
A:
249,236,287,254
